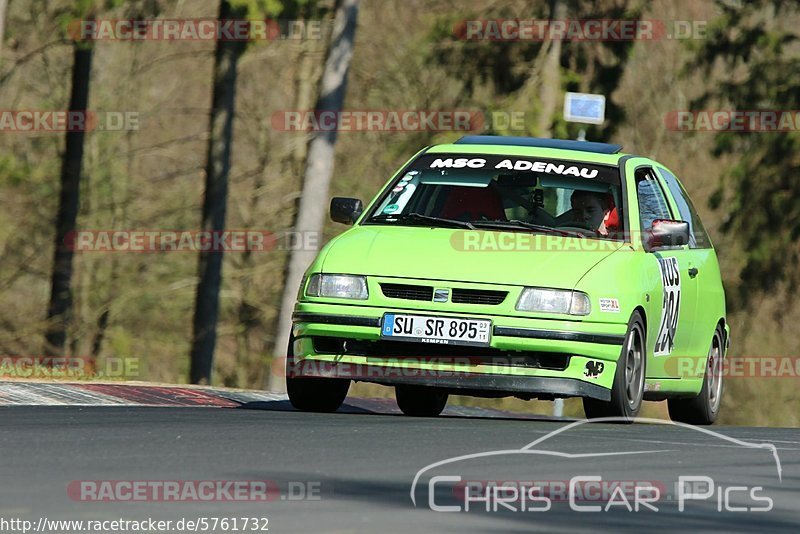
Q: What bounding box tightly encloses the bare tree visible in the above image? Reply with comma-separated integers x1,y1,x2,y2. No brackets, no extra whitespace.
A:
189,0,247,384
44,40,93,356
268,0,360,391
0,0,7,58
536,0,565,137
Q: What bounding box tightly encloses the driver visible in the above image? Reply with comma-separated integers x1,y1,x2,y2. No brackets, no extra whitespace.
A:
570,190,612,235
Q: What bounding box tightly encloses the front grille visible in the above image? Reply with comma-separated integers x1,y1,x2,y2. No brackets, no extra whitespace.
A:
451,288,508,305
311,337,570,371
380,283,433,301
380,283,507,305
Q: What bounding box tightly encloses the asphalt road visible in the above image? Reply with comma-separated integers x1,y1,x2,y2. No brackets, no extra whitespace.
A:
1,402,798,533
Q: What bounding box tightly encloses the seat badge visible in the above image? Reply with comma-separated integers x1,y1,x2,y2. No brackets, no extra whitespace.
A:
433,289,449,303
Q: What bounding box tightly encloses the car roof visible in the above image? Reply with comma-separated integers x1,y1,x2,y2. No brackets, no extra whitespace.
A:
456,135,623,154
428,135,632,166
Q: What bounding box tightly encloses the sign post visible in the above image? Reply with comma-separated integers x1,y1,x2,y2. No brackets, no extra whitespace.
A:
552,92,606,418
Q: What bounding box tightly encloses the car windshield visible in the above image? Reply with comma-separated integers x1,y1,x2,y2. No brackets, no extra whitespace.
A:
365,153,624,240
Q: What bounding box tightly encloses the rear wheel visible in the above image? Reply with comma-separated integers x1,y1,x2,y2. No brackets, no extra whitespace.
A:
583,310,646,422
285,335,349,413
668,327,724,425
395,386,448,417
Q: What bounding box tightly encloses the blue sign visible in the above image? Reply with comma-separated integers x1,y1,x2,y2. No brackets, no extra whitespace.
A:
564,92,606,125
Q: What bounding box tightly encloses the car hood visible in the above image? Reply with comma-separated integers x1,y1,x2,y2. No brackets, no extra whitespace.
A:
320,225,624,288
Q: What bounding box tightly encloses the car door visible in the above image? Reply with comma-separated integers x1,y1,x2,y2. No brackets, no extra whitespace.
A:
633,166,699,378
656,166,722,360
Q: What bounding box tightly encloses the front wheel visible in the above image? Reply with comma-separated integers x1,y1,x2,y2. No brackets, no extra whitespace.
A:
285,335,349,413
395,386,448,417
287,376,350,413
583,310,646,423
668,327,724,425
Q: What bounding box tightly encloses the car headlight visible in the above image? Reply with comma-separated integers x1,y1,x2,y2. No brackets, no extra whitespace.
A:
516,288,591,316
306,274,368,300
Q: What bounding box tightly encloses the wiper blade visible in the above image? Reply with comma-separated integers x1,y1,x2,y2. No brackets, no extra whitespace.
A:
469,219,581,238
371,212,475,229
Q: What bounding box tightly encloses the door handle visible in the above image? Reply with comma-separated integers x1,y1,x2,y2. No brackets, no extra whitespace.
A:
688,267,699,278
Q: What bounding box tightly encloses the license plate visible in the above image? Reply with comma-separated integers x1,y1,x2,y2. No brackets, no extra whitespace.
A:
381,314,491,347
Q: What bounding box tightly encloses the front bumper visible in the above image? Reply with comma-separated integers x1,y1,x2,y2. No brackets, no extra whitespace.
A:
290,302,627,401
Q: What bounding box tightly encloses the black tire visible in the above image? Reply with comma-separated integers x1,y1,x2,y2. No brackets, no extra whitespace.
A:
583,310,646,423
668,327,724,425
395,386,448,417
285,335,349,413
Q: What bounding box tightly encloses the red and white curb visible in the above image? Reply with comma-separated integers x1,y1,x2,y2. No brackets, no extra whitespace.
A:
0,381,570,420
0,382,283,407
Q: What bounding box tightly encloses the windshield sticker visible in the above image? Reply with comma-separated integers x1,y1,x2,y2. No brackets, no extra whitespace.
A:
382,182,417,215
430,157,487,169
496,159,599,178
427,157,599,178
599,298,620,313
654,257,681,356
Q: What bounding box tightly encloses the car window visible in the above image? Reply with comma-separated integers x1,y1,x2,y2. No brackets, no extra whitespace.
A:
657,167,712,249
635,167,672,232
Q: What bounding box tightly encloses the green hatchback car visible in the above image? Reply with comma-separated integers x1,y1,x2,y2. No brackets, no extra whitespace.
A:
286,136,729,424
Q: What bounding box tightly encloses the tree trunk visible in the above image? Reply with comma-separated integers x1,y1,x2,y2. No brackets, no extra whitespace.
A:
233,37,324,389
189,0,246,384
0,0,8,58
536,0,565,138
268,0,360,391
289,38,323,178
44,42,93,356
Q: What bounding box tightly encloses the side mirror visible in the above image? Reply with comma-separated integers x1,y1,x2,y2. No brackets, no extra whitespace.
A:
330,197,363,225
645,219,690,251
